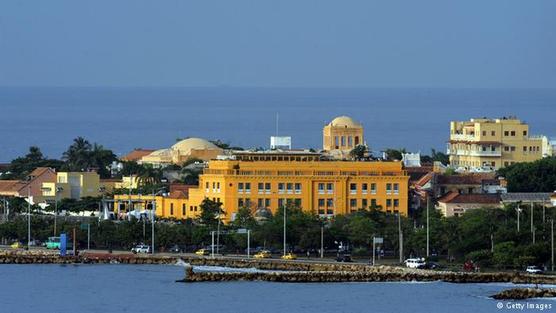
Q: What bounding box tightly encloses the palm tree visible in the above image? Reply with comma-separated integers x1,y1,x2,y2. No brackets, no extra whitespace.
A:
62,137,92,171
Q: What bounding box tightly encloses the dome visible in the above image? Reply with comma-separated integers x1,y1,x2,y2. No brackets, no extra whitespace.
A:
329,116,361,128
171,137,220,154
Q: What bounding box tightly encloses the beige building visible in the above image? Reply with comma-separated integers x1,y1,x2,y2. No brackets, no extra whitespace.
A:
436,192,501,217
448,117,545,170
323,116,365,159
42,171,101,201
139,137,223,167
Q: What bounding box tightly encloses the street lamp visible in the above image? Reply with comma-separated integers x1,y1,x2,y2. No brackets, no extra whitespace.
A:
516,205,522,232
54,186,63,236
27,186,31,249
283,205,287,256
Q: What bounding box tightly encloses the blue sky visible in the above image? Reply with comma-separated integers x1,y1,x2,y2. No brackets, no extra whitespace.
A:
0,0,555,88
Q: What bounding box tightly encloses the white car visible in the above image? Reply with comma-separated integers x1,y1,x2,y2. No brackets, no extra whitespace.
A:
405,258,426,269
525,266,543,274
131,244,152,254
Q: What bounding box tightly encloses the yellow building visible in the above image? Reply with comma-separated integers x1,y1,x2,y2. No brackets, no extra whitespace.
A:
114,176,141,190
189,154,409,222
111,153,409,222
42,171,101,200
139,137,224,167
322,116,364,159
448,117,544,170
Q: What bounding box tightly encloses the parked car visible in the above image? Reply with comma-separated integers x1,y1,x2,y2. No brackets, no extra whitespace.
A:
195,248,210,256
424,262,441,270
526,266,543,274
281,253,297,260
254,250,272,259
10,242,23,249
131,244,152,254
169,244,182,253
405,258,426,269
336,251,352,262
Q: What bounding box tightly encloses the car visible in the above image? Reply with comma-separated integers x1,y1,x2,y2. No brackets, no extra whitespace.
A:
10,242,23,249
254,250,272,259
424,262,441,270
336,251,352,262
169,244,182,253
281,253,297,260
131,244,152,254
195,248,210,256
405,258,426,269
526,266,543,274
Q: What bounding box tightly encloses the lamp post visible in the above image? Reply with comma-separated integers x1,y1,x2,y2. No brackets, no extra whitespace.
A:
426,194,430,257
397,212,403,263
530,202,535,244
516,205,521,232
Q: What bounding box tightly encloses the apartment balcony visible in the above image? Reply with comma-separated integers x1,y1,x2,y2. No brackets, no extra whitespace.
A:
450,150,501,157
450,134,477,141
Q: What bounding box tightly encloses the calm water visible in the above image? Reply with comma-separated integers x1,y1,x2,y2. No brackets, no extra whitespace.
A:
0,264,554,313
1,87,555,162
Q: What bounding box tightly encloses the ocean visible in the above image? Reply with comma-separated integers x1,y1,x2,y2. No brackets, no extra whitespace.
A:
0,87,555,162
0,264,553,313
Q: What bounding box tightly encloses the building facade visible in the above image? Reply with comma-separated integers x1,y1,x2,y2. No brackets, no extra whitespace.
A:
139,137,224,167
448,117,544,170
323,116,364,159
42,171,101,201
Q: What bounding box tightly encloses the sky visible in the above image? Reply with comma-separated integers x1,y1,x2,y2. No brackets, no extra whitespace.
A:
0,0,555,88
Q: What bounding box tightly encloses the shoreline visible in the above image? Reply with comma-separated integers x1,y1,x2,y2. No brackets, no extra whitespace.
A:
3,250,555,285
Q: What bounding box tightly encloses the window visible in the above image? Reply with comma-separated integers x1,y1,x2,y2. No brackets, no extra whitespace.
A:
510,131,515,136
258,198,264,208
393,183,399,195
504,131,509,136
294,183,301,194
362,199,368,208
182,204,186,216
265,183,271,194
504,146,510,152
318,199,325,207
504,161,509,167
334,136,339,148
265,198,271,207
326,183,334,194
491,131,496,136
326,198,334,207
394,199,399,207
523,146,527,152
341,136,346,146
286,183,293,194
386,199,392,207
348,136,353,147
350,199,357,208
189,205,193,212
245,199,251,207
318,183,324,194
170,203,174,215
491,146,495,152
245,183,251,193
258,183,264,194
278,198,285,208
350,183,357,194
371,199,377,207
386,183,392,195
238,183,244,193
523,130,527,136
482,131,486,136
370,183,377,195
294,198,301,207
362,183,368,194
279,183,285,194
238,198,244,207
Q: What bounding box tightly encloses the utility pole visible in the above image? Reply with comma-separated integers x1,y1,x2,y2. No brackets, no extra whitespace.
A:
151,190,155,255
211,231,215,258
398,213,403,263
426,195,430,257
320,223,324,259
87,224,90,250
27,186,31,249
531,202,535,244
283,206,287,256
216,212,221,255
551,219,554,272
517,205,521,232
247,229,250,258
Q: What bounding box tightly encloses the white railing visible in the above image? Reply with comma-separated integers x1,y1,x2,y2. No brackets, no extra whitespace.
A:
451,134,476,141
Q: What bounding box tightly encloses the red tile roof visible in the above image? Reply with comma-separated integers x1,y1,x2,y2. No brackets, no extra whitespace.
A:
437,173,497,185
121,149,156,162
168,183,197,199
28,167,55,178
437,191,500,204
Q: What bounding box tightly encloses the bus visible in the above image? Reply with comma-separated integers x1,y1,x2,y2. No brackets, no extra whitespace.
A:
45,236,73,250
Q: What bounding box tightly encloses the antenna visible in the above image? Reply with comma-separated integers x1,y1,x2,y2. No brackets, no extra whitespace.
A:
275,113,279,137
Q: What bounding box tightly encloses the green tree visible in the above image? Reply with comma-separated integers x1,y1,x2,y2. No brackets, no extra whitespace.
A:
198,199,224,227
349,145,368,160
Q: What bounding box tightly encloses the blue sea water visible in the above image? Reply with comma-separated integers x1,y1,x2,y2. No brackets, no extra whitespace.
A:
0,87,555,162
0,264,553,313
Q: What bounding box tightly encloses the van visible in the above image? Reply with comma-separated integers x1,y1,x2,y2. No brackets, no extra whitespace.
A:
405,258,426,269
